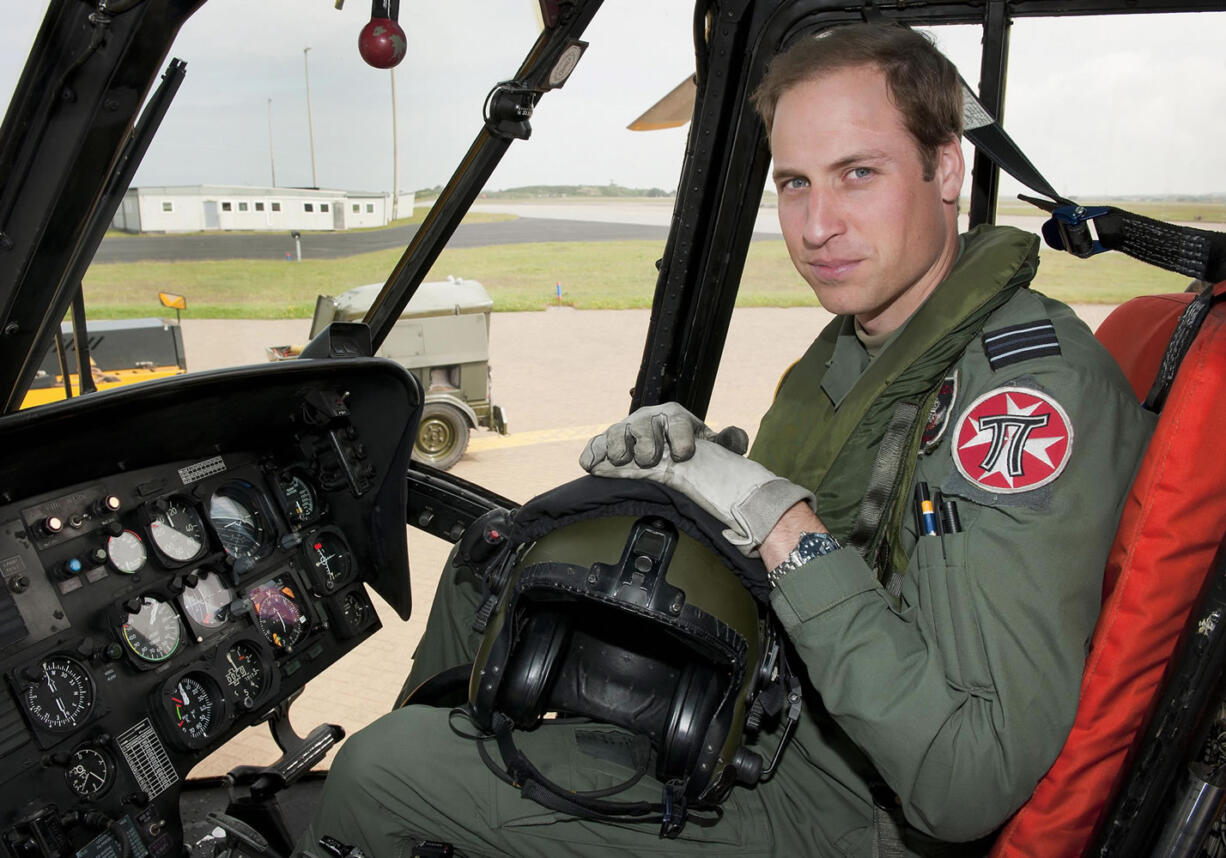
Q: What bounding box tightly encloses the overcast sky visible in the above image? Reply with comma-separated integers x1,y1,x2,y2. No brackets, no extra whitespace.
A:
3,2,1225,199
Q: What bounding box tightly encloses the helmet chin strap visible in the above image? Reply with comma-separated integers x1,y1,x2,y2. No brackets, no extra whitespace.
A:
476,710,720,839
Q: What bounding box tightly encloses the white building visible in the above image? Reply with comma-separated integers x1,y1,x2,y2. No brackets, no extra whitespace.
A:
111,185,415,233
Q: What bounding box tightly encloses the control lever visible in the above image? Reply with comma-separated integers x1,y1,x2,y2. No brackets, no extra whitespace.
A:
203,812,274,857
265,721,343,793
324,428,367,497
227,701,344,799
222,701,344,857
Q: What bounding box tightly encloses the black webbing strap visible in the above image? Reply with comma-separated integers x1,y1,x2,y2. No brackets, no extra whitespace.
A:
1143,284,1221,413
961,80,1071,208
1020,195,1226,285
847,399,921,599
961,80,1226,283
1089,209,1226,284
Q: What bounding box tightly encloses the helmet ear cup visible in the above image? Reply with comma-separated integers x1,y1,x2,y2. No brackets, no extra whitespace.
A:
659,662,721,782
499,609,572,728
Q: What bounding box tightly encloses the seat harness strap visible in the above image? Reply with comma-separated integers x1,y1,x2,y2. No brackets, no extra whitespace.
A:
1143,284,1225,413
960,80,1226,284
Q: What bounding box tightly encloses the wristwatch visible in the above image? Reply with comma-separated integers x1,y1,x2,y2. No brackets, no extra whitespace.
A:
767,531,841,588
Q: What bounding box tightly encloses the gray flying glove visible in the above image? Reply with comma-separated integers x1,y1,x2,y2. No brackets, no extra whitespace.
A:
588,438,815,557
578,402,749,471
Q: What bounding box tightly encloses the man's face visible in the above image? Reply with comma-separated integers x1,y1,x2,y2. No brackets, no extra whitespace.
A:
770,64,964,335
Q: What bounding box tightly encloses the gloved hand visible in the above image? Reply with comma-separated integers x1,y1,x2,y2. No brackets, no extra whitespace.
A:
578,402,749,470
587,438,815,557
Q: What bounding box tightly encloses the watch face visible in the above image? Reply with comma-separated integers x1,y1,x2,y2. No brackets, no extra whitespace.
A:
769,531,839,588
796,531,839,560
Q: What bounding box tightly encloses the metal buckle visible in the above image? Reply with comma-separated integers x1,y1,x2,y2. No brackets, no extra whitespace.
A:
1044,204,1111,258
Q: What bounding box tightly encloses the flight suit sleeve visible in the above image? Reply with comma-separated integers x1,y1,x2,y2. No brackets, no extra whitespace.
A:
768,356,1155,842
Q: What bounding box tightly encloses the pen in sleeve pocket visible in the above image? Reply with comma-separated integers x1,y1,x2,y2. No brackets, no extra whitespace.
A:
938,492,963,534
915,482,939,536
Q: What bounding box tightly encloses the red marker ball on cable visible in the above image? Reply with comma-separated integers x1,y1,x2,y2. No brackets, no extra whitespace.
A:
358,0,406,68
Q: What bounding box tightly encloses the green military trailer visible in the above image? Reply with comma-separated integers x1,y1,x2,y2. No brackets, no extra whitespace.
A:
271,276,508,470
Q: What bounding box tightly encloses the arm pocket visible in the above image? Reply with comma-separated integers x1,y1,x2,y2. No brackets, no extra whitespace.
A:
911,531,995,697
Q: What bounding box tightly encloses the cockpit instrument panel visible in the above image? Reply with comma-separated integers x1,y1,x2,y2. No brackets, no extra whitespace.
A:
0,359,418,858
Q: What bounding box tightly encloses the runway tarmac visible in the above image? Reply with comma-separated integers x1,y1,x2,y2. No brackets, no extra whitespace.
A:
94,217,678,262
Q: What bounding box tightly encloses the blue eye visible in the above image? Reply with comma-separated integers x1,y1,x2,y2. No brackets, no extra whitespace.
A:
849,167,874,180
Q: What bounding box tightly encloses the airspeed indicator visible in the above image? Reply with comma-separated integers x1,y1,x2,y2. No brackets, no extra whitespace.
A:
149,496,207,563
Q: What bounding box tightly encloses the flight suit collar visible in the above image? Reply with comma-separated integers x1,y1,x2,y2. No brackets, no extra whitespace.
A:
820,317,869,408
820,316,915,407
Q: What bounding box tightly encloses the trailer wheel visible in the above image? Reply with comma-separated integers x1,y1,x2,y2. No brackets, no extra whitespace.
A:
414,402,470,470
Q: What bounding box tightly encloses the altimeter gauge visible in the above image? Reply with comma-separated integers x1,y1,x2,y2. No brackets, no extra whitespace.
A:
21,655,95,733
222,641,268,708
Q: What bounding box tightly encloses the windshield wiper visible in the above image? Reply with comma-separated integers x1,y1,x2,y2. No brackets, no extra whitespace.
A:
33,58,186,406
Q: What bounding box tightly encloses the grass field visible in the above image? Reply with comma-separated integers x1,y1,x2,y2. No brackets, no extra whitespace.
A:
992,199,1226,224
83,232,1199,319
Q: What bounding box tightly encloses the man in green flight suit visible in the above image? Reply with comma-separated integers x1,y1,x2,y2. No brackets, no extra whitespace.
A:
299,22,1154,857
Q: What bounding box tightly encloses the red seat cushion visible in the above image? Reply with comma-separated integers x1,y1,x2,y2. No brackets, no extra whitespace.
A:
990,284,1226,857
1094,292,1196,401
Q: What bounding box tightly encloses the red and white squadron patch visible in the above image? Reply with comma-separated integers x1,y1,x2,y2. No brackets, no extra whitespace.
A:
952,386,1074,494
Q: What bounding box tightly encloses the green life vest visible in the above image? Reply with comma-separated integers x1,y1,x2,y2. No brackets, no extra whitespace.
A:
750,224,1040,578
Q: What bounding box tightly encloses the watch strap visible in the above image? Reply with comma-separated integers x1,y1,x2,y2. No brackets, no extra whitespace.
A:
767,531,840,588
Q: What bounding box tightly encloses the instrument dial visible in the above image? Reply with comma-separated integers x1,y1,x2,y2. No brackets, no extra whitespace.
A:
21,656,94,733
343,592,371,629
65,746,114,800
149,496,207,562
279,472,318,526
107,530,147,574
248,578,309,651
121,595,183,662
168,674,219,742
208,485,271,564
222,642,268,708
181,570,235,631
302,529,351,593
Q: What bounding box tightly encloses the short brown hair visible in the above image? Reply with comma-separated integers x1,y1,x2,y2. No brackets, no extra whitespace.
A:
752,23,962,180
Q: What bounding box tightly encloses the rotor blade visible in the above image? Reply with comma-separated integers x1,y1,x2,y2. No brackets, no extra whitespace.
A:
628,75,696,131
